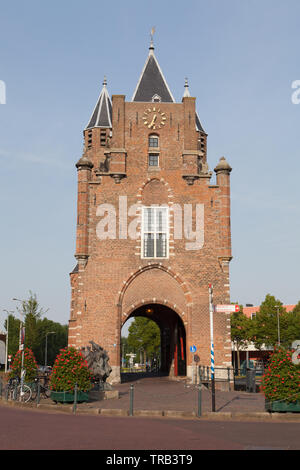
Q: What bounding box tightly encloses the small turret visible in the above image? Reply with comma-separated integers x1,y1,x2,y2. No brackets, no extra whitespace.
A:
214,156,232,175
214,156,232,262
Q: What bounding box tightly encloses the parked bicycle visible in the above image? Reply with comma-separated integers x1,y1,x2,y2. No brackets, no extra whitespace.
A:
6,376,32,403
31,376,51,401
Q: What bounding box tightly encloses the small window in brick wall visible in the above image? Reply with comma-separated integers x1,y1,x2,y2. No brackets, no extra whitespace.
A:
87,130,92,148
148,154,159,167
100,130,106,147
149,134,159,148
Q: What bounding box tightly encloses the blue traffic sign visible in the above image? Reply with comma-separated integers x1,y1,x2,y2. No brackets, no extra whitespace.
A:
190,345,197,353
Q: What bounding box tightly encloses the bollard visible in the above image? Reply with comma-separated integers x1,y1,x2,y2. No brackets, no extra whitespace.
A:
211,377,216,412
13,382,17,401
36,380,41,405
129,384,134,416
0,378,2,397
197,385,202,417
227,367,231,392
73,383,78,414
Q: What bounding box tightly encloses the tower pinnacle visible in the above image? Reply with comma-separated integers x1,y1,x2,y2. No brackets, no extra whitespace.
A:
183,77,191,97
149,27,155,52
85,77,112,129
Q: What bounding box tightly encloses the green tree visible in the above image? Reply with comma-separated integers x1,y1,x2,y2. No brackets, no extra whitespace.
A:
16,291,48,353
121,336,129,367
285,302,300,344
50,347,92,392
9,348,38,381
262,346,300,403
252,294,289,349
4,314,21,357
127,317,160,364
230,306,252,370
11,292,68,366
34,319,68,366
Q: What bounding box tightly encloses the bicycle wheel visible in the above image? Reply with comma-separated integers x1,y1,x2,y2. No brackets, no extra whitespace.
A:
42,385,51,399
17,384,32,403
31,385,38,401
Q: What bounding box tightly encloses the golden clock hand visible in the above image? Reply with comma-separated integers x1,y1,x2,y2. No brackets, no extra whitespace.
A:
148,114,157,128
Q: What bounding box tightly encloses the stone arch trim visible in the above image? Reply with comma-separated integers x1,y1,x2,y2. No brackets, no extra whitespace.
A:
117,264,193,326
136,176,175,202
121,298,188,328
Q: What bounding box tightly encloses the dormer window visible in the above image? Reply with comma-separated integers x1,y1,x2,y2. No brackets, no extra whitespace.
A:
152,94,161,103
149,134,159,148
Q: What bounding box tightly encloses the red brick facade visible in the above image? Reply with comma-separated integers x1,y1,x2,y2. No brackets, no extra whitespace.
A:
68,50,233,383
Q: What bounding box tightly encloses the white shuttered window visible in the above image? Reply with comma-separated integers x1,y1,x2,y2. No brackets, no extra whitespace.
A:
142,206,169,258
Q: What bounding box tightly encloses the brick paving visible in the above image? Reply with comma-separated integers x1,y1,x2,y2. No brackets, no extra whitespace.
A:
76,374,266,414
1,373,267,416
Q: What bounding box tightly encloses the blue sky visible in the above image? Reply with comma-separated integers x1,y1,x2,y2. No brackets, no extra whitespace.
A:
0,0,299,330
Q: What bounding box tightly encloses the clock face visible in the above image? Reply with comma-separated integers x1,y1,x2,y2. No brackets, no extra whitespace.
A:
142,107,167,130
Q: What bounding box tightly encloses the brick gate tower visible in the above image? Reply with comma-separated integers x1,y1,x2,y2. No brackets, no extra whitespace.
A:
68,39,233,383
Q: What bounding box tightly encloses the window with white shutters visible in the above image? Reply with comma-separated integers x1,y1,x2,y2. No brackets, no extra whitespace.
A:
142,206,169,259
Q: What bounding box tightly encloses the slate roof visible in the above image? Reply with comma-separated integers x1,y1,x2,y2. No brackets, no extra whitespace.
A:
195,112,205,133
132,46,175,103
86,78,112,129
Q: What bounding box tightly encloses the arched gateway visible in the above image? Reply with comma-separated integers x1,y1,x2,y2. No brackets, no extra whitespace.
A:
123,303,186,377
68,39,233,383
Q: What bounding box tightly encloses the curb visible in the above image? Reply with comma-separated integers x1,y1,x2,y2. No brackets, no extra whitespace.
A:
1,398,300,422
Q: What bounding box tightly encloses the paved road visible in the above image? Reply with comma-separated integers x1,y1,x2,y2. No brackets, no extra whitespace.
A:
0,404,300,451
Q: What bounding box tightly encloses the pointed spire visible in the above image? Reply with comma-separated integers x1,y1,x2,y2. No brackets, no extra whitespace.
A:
85,76,112,129
132,32,175,103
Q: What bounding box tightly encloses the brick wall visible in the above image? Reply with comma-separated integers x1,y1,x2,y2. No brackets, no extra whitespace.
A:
68,95,232,383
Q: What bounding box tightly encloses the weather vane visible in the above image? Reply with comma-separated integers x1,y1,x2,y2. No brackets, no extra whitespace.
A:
150,27,155,48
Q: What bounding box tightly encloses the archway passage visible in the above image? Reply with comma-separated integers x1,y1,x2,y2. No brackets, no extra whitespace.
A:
122,303,186,377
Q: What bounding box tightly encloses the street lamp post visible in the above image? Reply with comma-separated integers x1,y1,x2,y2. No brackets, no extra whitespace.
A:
3,310,14,373
275,305,281,346
12,298,26,401
45,332,56,367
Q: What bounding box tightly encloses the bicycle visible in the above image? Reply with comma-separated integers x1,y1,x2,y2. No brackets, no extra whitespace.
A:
31,376,51,401
6,376,32,403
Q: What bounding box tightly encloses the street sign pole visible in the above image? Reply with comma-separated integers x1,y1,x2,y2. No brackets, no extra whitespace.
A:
209,284,216,412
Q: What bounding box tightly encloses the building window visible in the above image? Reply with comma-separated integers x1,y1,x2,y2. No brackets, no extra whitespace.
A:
148,153,159,167
87,130,92,148
149,134,159,148
142,206,169,258
100,130,106,147
152,94,161,103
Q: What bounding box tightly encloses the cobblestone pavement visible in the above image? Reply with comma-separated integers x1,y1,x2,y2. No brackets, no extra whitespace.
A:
0,373,268,416
40,374,266,415
88,376,265,413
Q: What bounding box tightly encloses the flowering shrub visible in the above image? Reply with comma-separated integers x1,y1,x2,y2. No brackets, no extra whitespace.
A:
9,348,38,382
50,347,92,392
262,346,300,403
